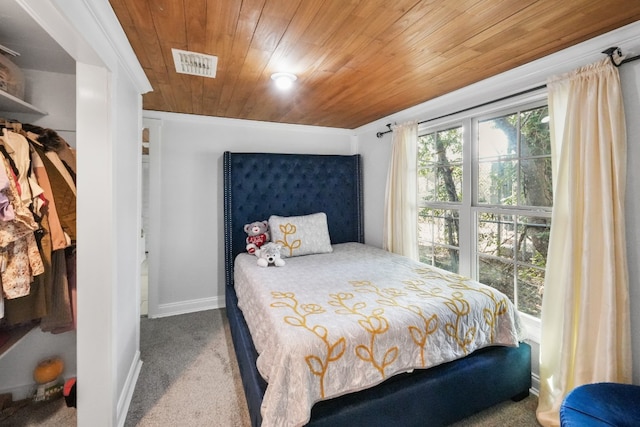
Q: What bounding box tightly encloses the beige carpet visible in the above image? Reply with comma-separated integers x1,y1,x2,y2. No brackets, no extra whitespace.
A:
124,309,250,426
1,308,540,426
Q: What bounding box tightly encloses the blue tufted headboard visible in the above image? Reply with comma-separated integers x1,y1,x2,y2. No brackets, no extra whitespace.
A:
223,152,364,287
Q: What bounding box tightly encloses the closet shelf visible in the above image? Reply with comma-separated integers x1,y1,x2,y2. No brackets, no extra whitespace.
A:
0,89,46,115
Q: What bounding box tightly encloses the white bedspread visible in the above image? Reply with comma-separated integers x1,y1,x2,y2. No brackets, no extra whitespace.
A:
234,243,522,427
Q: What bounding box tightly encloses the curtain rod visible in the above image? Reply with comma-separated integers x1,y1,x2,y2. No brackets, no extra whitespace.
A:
603,46,640,67
375,84,545,138
376,46,640,139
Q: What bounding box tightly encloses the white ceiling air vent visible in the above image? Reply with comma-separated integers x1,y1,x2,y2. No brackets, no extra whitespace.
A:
171,48,217,78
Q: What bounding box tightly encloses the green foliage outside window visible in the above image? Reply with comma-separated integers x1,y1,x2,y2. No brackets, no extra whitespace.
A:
418,127,462,274
417,105,552,318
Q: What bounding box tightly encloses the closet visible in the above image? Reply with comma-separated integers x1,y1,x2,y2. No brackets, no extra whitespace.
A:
0,1,77,404
0,1,150,424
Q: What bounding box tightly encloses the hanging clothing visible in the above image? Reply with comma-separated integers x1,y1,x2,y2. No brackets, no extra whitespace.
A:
0,159,15,221
2,235,44,299
3,204,50,325
0,123,76,332
31,148,68,250
40,249,73,333
30,141,76,243
1,128,45,214
65,247,77,329
22,126,76,181
0,155,44,299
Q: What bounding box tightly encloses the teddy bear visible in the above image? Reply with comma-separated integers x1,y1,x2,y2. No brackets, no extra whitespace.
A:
255,242,285,267
244,220,270,254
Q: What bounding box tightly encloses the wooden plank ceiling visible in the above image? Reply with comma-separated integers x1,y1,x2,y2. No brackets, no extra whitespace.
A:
109,0,640,129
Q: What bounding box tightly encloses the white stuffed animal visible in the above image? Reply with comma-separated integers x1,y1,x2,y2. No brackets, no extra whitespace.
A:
255,242,285,267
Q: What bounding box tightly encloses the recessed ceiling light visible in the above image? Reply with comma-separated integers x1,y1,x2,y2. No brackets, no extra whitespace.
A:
271,72,297,90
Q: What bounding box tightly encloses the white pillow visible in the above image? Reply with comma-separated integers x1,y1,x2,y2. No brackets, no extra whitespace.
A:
268,212,332,257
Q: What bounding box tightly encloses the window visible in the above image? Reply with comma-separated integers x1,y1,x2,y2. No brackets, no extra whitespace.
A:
417,101,551,319
417,127,463,272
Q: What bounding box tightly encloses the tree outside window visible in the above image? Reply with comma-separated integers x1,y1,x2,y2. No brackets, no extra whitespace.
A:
417,103,552,318
418,127,462,272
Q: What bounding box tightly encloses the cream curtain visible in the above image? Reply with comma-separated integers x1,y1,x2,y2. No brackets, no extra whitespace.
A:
536,58,632,426
383,121,418,260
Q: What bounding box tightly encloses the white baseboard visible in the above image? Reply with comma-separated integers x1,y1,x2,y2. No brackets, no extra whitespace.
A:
530,373,540,396
151,296,224,318
117,351,142,427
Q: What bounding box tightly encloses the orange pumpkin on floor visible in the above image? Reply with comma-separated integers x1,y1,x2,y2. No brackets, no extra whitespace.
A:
33,357,64,384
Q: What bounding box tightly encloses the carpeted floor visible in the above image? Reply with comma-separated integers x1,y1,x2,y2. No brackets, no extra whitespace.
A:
0,309,541,426
123,309,250,426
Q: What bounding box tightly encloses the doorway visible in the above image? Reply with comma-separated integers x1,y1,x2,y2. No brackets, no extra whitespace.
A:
141,117,161,318
141,127,150,316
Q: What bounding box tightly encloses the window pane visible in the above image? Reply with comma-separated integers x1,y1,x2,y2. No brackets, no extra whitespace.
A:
437,165,462,203
418,208,459,273
478,213,515,258
431,246,460,272
478,113,517,160
517,266,544,317
520,158,552,207
478,106,551,210
418,126,463,204
515,216,549,319
479,256,514,301
419,127,463,164
418,133,436,163
418,165,462,203
516,216,551,264
520,106,550,156
478,214,549,319
477,160,517,205
418,167,437,202
435,128,463,164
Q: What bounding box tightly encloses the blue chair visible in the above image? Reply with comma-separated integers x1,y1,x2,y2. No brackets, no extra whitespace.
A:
560,382,640,426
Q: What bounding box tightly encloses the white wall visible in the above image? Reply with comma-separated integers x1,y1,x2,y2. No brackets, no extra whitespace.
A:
355,21,640,387
76,61,118,425
112,70,145,419
142,111,355,318
621,60,640,386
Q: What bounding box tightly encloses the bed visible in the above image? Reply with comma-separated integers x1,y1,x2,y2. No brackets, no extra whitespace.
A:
223,151,531,427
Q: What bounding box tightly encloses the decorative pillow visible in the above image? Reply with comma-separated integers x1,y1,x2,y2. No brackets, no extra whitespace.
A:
268,212,332,257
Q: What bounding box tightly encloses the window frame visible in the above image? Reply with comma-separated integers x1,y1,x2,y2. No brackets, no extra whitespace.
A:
417,93,549,341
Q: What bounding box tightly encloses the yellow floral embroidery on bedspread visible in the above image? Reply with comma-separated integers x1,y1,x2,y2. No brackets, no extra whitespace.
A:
348,281,438,368
412,266,510,345
270,292,346,398
270,267,510,398
329,292,398,378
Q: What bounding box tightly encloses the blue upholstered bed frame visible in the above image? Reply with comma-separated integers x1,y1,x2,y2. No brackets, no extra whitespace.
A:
223,151,531,427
